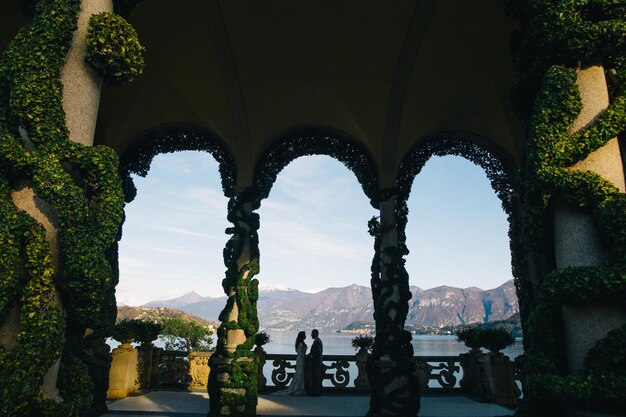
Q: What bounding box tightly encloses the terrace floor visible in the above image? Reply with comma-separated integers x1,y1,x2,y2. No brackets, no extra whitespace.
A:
105,390,514,417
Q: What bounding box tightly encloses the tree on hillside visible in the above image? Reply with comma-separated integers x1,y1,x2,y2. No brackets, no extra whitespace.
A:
159,316,214,353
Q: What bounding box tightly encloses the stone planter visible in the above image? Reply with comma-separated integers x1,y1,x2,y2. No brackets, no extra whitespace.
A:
107,342,139,400
254,346,267,389
482,351,518,408
459,348,485,396
354,348,370,389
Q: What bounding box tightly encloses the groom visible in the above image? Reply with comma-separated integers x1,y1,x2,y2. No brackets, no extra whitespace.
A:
308,329,323,396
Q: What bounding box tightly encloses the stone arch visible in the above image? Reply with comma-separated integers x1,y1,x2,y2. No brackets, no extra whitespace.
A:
119,124,237,202
394,131,521,325
253,127,380,207
362,132,521,415
396,132,518,255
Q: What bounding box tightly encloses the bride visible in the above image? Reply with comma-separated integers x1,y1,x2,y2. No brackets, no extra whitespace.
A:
273,331,307,396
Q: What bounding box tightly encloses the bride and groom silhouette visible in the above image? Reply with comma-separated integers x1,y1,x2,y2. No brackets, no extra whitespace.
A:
273,329,323,397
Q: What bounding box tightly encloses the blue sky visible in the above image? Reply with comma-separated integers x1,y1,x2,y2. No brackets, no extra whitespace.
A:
117,152,513,305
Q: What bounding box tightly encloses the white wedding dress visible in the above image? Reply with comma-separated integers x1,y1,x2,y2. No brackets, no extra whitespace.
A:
273,342,307,396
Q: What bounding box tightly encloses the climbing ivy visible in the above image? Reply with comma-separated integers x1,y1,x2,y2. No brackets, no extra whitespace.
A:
0,0,143,415
119,126,236,203
85,12,145,86
504,0,626,415
209,187,261,416
208,131,378,415
253,129,379,206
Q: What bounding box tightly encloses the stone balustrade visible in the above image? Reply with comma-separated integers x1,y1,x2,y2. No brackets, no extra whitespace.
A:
107,346,213,400
108,345,521,408
257,349,521,407
155,350,213,390
259,352,463,393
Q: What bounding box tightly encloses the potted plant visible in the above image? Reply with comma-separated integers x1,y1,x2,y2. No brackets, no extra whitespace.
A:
351,334,374,352
254,331,271,348
456,327,483,352
135,321,163,346
253,331,271,388
479,328,515,354
456,327,485,394
112,319,140,345
352,335,374,389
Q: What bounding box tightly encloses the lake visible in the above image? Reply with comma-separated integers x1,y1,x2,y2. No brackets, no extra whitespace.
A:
263,330,524,357
108,331,524,358
261,331,523,389
108,331,523,389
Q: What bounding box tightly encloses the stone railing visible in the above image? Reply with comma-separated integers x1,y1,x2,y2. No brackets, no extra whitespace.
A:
257,352,462,393
155,350,212,390
108,345,521,408
107,345,212,400
255,348,521,407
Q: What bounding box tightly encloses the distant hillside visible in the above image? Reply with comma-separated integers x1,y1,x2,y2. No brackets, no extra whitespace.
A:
117,306,218,328
140,280,519,331
477,312,522,338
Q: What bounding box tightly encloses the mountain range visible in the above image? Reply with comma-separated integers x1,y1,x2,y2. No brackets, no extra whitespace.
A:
143,280,518,331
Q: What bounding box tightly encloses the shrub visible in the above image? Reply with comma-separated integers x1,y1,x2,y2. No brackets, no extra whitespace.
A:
254,331,271,347
479,327,515,353
85,12,145,85
159,316,214,353
135,321,163,345
457,327,515,352
351,334,374,351
456,327,482,350
112,319,139,343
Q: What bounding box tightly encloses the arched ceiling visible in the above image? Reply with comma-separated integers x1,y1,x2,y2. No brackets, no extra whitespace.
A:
0,0,524,186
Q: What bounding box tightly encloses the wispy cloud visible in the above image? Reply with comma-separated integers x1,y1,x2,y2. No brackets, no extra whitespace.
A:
152,225,220,239
124,243,191,256
260,219,371,261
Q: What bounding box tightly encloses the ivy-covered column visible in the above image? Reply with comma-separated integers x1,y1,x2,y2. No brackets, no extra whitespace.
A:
368,188,420,417
505,1,626,415
553,66,626,373
209,187,260,416
0,1,145,415
62,0,113,146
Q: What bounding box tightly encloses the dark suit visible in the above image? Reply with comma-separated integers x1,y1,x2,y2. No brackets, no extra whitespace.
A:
309,337,323,395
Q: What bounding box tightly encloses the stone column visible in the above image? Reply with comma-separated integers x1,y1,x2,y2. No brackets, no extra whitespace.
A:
370,191,420,416
61,0,113,146
209,187,260,416
553,66,626,372
1,0,114,402
106,342,139,400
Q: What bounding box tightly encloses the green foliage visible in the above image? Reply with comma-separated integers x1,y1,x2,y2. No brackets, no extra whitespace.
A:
120,127,236,203
253,130,379,206
85,12,145,86
504,0,626,414
479,328,515,353
160,316,214,353
0,0,142,414
456,327,515,352
351,334,374,351
135,320,163,345
254,331,271,347
456,327,483,350
111,318,161,343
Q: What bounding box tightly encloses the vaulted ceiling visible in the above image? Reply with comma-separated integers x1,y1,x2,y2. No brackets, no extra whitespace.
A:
1,0,524,185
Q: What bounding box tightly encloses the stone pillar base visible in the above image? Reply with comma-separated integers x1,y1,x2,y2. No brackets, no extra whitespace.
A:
107,343,139,400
